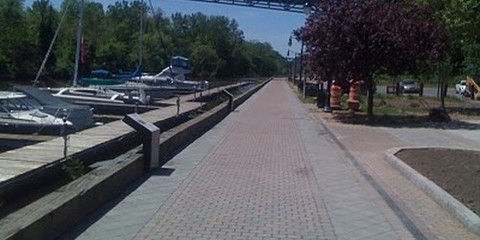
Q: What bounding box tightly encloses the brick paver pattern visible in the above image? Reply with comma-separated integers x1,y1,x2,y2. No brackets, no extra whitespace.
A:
135,81,337,239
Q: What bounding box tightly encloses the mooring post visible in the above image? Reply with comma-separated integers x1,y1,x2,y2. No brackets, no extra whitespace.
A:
123,113,160,170
176,96,180,116
61,116,68,158
223,89,234,112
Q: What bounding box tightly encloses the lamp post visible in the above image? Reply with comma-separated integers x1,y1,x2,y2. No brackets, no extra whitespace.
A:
299,43,305,99
324,79,332,112
302,1,331,112
303,2,312,14
288,36,293,81
293,58,296,82
301,2,310,100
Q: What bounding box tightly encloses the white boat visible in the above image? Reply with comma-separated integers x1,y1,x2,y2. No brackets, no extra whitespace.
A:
127,56,209,94
43,86,151,105
0,91,73,135
13,85,95,132
106,82,177,99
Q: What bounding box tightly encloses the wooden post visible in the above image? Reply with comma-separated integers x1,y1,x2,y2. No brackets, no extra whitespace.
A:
176,96,180,116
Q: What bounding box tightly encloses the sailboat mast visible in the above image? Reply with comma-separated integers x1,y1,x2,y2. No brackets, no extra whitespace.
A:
73,0,84,87
139,0,144,83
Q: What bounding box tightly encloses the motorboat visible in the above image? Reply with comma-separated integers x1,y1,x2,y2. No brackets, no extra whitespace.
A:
43,86,151,105
127,56,209,94
141,56,193,82
0,91,73,135
106,82,177,99
13,86,94,132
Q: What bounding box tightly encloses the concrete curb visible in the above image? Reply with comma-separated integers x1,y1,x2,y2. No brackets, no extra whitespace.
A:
385,147,480,236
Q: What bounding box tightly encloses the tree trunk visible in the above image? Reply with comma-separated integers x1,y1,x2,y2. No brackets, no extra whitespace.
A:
440,82,446,108
367,80,374,123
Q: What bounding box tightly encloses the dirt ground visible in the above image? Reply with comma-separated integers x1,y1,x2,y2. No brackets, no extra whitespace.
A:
396,149,480,216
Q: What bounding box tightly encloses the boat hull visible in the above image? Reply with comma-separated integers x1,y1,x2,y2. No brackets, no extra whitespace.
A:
107,85,176,99
0,121,74,135
78,77,127,86
14,86,95,131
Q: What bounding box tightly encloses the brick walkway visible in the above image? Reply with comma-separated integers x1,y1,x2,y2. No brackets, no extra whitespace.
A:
64,79,478,239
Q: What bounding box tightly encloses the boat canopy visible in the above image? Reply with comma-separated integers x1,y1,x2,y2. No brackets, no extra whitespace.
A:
171,56,191,70
90,69,111,78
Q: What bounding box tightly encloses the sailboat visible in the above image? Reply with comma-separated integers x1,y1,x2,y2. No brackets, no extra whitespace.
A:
38,0,150,105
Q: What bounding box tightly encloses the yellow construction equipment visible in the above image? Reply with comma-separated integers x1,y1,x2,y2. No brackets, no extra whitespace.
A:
466,75,480,100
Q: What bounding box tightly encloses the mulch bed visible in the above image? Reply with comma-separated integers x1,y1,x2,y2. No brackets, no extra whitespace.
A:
395,148,480,216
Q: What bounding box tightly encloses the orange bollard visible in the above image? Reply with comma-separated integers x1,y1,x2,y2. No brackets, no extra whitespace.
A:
330,85,342,109
347,82,361,111
348,82,361,101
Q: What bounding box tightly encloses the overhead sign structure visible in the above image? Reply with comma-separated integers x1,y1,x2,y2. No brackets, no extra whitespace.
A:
186,0,317,13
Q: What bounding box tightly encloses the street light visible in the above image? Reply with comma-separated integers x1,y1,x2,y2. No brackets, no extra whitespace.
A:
299,43,305,99
300,2,313,100
301,2,331,112
303,2,312,15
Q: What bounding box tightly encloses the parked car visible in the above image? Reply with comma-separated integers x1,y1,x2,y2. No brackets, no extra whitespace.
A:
455,80,467,94
399,80,419,93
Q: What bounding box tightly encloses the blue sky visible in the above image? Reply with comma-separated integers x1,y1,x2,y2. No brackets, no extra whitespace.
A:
24,0,306,57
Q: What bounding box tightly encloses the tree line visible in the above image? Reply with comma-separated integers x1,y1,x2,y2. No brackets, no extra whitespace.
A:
0,0,287,83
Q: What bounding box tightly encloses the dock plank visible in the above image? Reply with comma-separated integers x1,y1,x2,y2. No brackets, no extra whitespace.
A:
0,159,45,168
0,149,64,162
0,175,14,182
0,166,39,176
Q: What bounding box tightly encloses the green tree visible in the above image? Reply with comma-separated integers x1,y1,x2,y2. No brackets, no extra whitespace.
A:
231,45,252,77
27,0,59,76
416,0,480,75
99,0,145,72
6,0,288,81
191,44,220,78
0,0,32,79
54,0,80,79
246,41,281,77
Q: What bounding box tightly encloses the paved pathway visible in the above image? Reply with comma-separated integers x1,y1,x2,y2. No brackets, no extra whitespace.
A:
63,79,479,239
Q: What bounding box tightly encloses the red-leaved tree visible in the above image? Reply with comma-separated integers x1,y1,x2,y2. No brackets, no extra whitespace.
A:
296,0,450,121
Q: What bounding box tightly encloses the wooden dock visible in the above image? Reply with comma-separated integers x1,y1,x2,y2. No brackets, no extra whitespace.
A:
0,82,247,184
155,82,248,105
